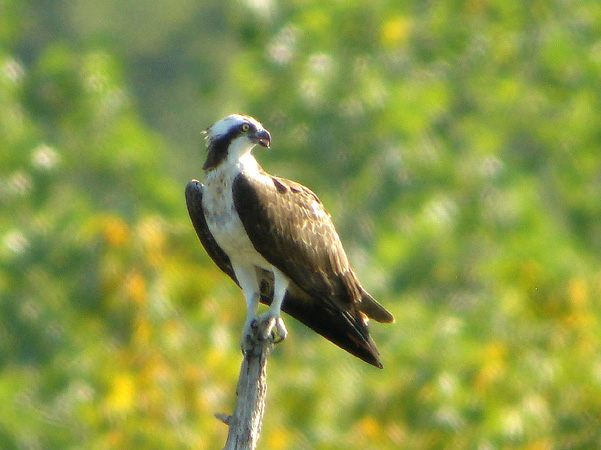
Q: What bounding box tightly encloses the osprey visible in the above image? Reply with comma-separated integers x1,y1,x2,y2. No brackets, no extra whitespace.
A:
185,114,394,368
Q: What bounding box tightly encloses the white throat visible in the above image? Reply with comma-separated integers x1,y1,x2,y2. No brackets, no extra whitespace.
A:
225,139,259,168
206,145,260,188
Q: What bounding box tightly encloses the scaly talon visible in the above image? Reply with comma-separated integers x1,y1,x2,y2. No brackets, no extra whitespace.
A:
257,313,288,343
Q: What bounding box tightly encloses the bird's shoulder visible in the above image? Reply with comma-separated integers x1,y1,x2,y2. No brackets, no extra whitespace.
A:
237,169,328,215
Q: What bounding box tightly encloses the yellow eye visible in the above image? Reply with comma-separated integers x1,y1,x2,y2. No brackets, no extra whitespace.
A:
241,123,250,132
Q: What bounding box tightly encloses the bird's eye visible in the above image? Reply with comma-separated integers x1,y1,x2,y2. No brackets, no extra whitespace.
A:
241,123,250,132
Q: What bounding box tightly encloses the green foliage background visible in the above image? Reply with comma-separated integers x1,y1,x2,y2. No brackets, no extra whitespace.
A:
2,0,601,448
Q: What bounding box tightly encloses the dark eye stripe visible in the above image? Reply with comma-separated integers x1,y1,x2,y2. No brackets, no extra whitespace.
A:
205,120,258,169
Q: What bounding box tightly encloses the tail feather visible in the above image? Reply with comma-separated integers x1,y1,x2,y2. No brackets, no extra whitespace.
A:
259,278,385,368
284,297,384,368
358,290,395,323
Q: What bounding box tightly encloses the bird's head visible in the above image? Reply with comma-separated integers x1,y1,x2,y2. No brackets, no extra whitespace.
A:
202,114,271,170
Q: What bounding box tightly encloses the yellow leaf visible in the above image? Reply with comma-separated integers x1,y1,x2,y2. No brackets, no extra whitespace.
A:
138,217,166,266
567,277,588,308
381,17,411,47
523,439,553,450
126,271,147,305
475,341,507,392
106,373,136,414
357,416,382,439
266,427,290,450
102,215,129,248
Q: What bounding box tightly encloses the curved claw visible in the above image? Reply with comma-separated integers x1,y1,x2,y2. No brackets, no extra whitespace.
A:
258,313,288,344
270,317,288,343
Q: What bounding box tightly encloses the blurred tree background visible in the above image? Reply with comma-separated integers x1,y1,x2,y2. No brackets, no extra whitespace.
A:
1,0,601,448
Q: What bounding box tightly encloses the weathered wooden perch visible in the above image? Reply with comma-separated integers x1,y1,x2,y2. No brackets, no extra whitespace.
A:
216,318,276,450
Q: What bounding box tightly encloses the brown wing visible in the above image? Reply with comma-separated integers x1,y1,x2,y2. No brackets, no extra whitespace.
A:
232,172,393,367
233,174,361,304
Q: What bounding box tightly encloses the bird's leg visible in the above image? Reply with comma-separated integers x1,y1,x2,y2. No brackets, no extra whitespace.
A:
257,268,289,343
232,263,261,352
241,292,260,352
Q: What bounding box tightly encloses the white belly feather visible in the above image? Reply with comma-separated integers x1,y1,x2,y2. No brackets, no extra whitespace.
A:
202,155,271,271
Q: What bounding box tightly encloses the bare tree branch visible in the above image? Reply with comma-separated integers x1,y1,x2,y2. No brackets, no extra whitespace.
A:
217,319,275,450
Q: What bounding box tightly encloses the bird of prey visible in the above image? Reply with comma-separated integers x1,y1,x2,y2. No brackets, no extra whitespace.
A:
185,114,394,368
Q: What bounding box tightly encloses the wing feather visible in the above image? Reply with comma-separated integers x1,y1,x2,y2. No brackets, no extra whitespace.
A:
232,173,362,307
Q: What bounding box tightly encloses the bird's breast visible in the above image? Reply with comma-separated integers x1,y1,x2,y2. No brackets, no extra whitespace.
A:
202,169,270,269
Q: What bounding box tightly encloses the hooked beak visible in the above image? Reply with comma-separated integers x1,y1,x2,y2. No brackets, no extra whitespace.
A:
252,129,271,148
